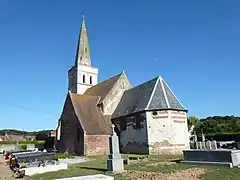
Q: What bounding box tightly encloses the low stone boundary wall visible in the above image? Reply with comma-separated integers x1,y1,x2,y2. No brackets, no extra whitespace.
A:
0,144,35,151
181,149,240,168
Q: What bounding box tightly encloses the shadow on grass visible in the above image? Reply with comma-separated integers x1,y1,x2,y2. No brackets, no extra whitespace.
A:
169,159,184,163
80,166,107,173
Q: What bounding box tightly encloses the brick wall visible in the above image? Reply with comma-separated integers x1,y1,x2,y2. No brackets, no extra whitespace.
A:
84,135,109,155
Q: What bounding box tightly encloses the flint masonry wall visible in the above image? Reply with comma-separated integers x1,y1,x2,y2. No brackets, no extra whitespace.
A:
115,112,149,154
146,110,189,154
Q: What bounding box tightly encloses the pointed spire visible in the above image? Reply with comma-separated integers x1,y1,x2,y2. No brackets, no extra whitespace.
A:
75,16,91,66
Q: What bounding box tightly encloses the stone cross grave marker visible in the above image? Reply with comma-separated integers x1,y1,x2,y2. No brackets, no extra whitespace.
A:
107,124,124,173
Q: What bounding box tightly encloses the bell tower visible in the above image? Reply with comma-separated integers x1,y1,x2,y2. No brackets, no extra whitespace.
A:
68,17,98,94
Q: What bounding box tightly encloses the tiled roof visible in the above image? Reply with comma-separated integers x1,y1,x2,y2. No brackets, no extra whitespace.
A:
0,135,26,141
69,93,111,135
112,76,187,119
84,73,123,103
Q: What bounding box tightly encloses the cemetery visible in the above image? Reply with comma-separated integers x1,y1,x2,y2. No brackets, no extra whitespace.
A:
1,126,240,180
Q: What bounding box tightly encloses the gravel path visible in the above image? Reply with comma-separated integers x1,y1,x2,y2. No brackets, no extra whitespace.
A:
0,158,14,180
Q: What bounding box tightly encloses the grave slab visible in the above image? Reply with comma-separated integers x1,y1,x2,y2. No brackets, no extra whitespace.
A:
181,149,240,168
58,157,88,165
181,160,233,168
22,163,68,176
53,174,114,180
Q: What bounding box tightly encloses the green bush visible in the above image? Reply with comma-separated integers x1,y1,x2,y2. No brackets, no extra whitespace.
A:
0,140,45,145
20,144,27,150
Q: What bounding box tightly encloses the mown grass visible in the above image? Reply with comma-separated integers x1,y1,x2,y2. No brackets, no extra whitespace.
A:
54,153,75,159
30,154,240,180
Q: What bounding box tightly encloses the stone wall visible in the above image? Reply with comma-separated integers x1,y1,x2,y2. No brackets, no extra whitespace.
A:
84,135,109,155
103,72,131,115
0,144,35,151
115,112,149,154
146,110,189,154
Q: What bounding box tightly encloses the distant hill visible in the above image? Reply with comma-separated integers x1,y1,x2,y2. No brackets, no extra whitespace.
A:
0,129,51,136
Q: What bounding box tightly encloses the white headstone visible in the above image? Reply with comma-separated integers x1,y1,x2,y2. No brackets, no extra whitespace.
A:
211,140,217,150
206,141,212,150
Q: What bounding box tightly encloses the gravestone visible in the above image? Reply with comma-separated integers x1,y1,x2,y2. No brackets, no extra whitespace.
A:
107,124,124,173
202,133,206,149
211,140,217,150
206,141,212,150
194,134,198,149
195,141,199,149
202,133,205,141
198,142,203,149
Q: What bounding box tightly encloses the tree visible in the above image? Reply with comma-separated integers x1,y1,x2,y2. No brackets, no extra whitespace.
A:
187,116,199,128
187,116,202,135
35,133,48,141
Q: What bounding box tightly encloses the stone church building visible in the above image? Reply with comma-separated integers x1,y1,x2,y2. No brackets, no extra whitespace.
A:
56,18,189,156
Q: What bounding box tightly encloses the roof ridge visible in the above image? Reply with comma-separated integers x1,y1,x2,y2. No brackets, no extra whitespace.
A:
161,77,186,110
68,93,87,133
70,93,101,104
126,76,159,92
145,76,160,110
160,77,170,108
87,72,122,90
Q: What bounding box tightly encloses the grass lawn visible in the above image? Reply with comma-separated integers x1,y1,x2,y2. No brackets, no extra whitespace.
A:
30,154,240,180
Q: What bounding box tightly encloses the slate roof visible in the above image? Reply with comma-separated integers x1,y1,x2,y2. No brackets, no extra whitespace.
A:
69,93,111,135
84,73,123,103
112,76,187,119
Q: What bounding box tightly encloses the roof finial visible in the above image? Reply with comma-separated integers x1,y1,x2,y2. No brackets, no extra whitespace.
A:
82,14,85,20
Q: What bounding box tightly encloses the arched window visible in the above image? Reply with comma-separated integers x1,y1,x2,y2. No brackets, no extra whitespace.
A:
83,75,85,83
90,76,92,85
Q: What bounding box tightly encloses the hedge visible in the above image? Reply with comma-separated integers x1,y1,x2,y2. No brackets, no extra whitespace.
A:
0,140,45,145
195,133,240,141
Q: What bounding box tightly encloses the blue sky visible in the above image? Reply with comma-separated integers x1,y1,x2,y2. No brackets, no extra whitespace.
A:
0,0,240,131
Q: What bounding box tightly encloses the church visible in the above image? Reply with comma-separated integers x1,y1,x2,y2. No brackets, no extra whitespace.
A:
56,18,190,156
